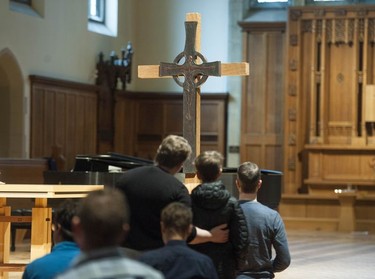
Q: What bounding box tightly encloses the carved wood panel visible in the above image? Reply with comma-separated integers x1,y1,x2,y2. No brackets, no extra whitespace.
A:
30,76,98,171
114,92,228,162
285,6,375,194
239,22,286,172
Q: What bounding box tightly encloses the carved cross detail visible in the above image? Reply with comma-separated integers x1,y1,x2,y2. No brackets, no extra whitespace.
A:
138,13,249,176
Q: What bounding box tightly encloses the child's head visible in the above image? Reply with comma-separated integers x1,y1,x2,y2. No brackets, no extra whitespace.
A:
194,151,224,183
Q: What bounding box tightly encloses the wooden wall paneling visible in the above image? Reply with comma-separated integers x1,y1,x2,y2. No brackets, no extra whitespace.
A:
31,88,44,157
284,6,375,196
304,145,375,194
54,92,66,151
30,76,98,171
241,32,266,167
320,19,328,144
265,144,283,171
135,100,164,159
114,92,228,162
165,102,183,135
0,159,48,184
137,101,164,139
200,100,225,154
367,20,374,84
365,85,375,145
353,17,365,145
43,90,55,155
305,20,316,144
284,10,302,194
327,43,355,144
114,94,136,155
65,93,77,168
85,94,98,153
240,23,285,174
356,200,375,220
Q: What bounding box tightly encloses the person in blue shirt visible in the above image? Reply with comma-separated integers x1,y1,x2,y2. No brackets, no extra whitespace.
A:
22,199,80,279
139,202,219,279
236,161,291,279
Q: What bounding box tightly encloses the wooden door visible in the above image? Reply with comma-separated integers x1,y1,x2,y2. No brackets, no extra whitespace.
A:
239,23,286,172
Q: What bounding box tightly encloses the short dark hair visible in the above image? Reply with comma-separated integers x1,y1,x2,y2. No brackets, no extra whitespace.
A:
194,151,223,182
237,161,261,193
77,188,129,248
161,202,192,239
53,199,79,242
155,135,192,168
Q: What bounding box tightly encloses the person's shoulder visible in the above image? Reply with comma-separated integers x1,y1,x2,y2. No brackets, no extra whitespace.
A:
25,250,55,267
139,246,165,261
252,202,282,219
186,249,217,269
124,165,154,175
56,257,164,279
116,166,155,183
119,257,165,278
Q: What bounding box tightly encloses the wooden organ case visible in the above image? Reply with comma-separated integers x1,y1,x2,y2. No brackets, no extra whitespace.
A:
284,5,375,196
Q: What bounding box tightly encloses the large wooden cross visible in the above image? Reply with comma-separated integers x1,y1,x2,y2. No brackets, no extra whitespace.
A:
138,13,249,181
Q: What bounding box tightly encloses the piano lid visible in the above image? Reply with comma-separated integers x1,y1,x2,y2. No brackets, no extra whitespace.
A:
73,153,153,172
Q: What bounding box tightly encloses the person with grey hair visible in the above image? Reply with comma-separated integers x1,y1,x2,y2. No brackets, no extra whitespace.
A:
236,161,291,279
115,135,228,253
190,151,249,279
55,188,164,279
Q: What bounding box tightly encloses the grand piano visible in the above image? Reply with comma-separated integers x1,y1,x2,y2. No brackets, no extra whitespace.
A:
44,153,283,210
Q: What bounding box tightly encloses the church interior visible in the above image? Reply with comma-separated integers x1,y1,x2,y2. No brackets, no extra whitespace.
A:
1,0,375,278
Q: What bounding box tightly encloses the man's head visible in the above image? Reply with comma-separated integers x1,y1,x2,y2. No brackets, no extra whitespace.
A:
160,202,192,243
236,161,262,194
53,199,79,243
72,188,130,251
194,151,223,183
154,135,192,171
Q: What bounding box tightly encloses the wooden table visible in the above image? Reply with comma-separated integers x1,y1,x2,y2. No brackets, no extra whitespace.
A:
0,184,104,278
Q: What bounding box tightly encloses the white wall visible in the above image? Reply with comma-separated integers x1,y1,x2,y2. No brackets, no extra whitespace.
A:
132,0,231,93
0,0,135,82
0,0,243,165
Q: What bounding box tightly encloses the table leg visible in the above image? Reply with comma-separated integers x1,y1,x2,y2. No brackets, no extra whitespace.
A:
30,207,52,261
337,192,357,232
0,198,10,279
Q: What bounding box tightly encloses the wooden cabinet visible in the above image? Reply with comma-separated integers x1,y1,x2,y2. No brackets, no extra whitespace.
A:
114,92,228,161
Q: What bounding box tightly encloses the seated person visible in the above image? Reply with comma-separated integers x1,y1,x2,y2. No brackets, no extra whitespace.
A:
190,151,249,279
22,199,80,279
139,202,219,279
236,161,291,279
55,188,163,279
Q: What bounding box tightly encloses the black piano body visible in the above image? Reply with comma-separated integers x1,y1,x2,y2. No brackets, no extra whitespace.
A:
44,153,282,210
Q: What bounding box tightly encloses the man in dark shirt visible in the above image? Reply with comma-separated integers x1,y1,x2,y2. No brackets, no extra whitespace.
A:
139,202,219,279
116,135,228,251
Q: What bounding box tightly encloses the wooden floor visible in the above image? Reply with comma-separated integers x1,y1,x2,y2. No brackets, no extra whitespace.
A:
5,230,375,279
277,230,375,279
